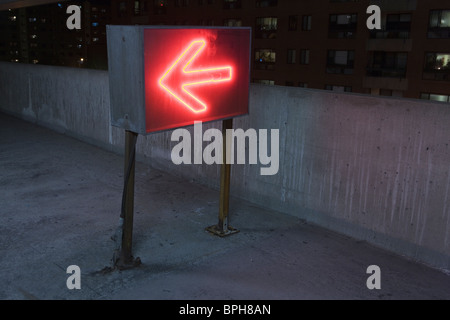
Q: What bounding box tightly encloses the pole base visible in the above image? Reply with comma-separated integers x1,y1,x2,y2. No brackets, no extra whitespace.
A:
205,224,239,237
114,254,142,270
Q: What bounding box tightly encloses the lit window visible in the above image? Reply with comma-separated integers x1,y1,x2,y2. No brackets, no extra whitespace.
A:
429,10,450,28
421,93,450,103
255,48,276,70
255,49,276,63
423,53,450,81
428,10,450,38
256,17,277,39
425,53,450,71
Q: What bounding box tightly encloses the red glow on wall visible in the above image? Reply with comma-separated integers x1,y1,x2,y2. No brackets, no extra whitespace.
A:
144,28,250,133
158,39,233,114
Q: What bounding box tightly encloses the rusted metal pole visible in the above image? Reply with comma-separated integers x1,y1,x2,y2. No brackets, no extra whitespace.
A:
116,130,141,269
206,118,239,237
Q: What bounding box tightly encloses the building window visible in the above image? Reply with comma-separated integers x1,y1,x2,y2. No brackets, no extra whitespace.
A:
326,50,354,74
367,51,407,78
302,15,312,31
254,79,275,85
298,82,308,88
379,89,392,96
423,53,450,81
420,93,450,103
118,1,127,17
325,85,352,92
154,0,168,14
329,14,357,38
201,19,215,25
428,10,450,38
255,48,276,70
288,15,298,31
255,17,277,39
370,13,411,39
256,0,277,7
287,49,296,64
224,0,241,9
224,18,242,27
300,49,310,65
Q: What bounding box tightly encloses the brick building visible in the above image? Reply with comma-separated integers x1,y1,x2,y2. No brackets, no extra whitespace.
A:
1,0,449,102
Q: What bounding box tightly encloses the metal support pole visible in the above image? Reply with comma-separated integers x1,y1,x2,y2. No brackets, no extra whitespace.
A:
206,118,239,237
115,130,141,269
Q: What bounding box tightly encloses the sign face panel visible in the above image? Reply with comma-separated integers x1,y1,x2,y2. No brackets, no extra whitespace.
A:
144,27,251,133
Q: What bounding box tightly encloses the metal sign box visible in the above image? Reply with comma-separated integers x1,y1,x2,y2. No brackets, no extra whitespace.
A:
106,25,251,134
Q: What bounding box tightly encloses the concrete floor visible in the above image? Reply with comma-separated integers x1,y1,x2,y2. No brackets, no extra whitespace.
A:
1,112,449,300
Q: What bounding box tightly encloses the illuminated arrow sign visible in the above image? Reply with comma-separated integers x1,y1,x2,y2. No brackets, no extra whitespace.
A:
159,40,233,114
143,27,251,133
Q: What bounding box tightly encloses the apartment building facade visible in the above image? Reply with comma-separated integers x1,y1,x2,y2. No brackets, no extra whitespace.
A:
0,0,110,69
1,0,449,102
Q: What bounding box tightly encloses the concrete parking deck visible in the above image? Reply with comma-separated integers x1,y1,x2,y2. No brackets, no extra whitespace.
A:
1,112,449,300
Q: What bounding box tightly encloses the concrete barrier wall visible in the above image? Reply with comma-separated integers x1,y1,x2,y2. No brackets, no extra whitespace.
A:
1,61,449,271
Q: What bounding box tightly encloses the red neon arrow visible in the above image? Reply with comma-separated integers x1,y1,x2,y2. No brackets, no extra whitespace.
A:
158,39,232,113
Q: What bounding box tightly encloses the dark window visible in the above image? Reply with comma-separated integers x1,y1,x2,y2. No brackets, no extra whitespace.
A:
224,19,242,27
325,85,352,92
302,15,312,31
153,0,167,14
367,51,407,78
300,49,309,65
370,13,411,39
327,50,354,74
224,0,241,9
256,0,277,7
287,49,296,64
253,79,275,85
288,15,298,31
329,14,357,38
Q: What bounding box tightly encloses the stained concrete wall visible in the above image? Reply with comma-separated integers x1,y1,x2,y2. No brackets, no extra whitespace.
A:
1,61,449,271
